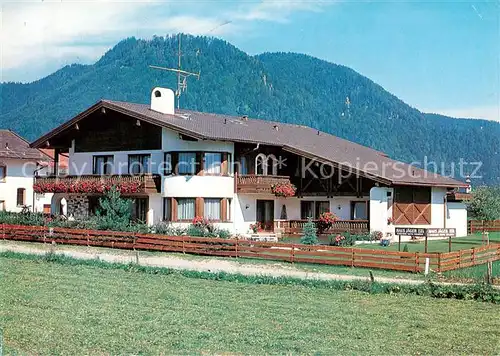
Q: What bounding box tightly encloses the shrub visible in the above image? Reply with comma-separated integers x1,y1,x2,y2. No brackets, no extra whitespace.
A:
403,244,409,253
300,217,318,245
370,231,383,241
150,222,186,236
94,187,133,231
0,211,45,226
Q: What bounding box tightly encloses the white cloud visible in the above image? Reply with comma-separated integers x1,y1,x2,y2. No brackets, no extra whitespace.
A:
0,0,331,82
231,0,329,22
425,106,500,122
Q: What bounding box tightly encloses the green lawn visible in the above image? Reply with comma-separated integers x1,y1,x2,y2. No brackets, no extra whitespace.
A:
357,232,500,253
1,256,499,354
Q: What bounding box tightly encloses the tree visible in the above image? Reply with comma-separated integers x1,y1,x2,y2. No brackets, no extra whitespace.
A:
300,218,318,245
467,186,500,221
466,186,500,243
96,187,132,230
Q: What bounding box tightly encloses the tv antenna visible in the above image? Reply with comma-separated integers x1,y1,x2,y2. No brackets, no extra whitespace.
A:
149,22,231,109
149,33,200,109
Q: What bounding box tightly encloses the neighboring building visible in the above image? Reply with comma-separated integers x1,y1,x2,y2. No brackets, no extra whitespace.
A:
0,130,51,213
30,88,469,237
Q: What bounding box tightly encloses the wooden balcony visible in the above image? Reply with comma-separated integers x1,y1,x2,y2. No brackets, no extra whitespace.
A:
34,174,161,195
275,219,370,235
236,174,291,194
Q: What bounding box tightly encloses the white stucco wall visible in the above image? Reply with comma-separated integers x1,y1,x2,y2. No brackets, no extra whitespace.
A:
0,159,38,212
233,194,368,235
370,186,468,239
369,186,393,234
447,202,468,237
147,194,163,225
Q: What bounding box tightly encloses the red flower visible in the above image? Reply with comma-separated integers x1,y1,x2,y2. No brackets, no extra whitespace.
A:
271,182,296,197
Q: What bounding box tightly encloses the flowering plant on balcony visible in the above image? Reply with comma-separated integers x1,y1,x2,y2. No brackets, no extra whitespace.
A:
316,212,339,232
33,180,143,194
270,182,296,197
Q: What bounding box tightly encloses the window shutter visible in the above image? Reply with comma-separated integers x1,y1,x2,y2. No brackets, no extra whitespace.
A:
221,198,228,222
221,153,228,175
195,197,204,217
171,198,178,221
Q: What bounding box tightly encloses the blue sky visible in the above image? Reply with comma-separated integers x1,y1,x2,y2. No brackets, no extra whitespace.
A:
1,0,499,121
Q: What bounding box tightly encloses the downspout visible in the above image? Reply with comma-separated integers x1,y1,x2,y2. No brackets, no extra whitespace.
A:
33,163,45,213
443,194,447,228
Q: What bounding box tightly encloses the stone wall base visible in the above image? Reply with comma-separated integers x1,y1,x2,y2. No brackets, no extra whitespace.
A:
68,195,89,219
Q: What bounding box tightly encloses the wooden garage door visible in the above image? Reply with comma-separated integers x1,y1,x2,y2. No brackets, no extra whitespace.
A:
393,187,431,225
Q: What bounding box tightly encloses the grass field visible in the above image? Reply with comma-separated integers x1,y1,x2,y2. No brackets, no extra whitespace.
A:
1,256,499,354
357,232,500,253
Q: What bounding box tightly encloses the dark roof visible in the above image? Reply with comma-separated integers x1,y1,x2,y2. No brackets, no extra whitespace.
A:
31,100,467,188
0,130,49,161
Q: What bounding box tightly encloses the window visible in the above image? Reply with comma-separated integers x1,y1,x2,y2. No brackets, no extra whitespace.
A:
130,198,147,222
93,155,114,175
163,198,171,221
315,201,330,217
393,187,431,225
255,153,266,175
177,198,195,220
238,156,248,175
178,152,196,175
204,153,222,175
43,204,51,214
0,200,5,211
226,198,232,221
301,201,315,219
267,154,278,175
16,188,26,206
351,201,368,220
204,198,221,220
128,154,151,174
0,165,6,181
164,153,172,175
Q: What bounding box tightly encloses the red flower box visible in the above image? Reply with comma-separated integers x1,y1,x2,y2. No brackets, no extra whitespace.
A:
270,182,296,197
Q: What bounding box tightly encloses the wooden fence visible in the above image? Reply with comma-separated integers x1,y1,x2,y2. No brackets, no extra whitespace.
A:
275,219,369,235
468,220,500,234
1,224,499,273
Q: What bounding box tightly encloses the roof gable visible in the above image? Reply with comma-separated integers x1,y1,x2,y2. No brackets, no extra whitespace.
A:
0,130,49,161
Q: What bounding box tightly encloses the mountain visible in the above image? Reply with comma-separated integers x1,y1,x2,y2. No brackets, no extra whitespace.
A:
1,35,499,184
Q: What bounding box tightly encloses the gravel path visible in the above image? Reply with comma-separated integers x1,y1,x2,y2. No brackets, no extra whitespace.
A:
0,240,476,287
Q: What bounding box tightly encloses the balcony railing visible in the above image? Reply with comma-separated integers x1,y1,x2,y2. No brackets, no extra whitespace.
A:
275,219,370,235
34,174,161,194
236,174,291,194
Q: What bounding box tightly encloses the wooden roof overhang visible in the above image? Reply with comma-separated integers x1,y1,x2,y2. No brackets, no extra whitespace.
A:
30,101,203,150
30,100,468,190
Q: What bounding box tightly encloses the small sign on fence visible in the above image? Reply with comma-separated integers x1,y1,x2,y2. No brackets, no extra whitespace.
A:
427,228,456,238
394,228,427,237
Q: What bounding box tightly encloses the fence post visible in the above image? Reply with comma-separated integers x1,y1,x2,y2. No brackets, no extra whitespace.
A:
351,248,355,267
437,253,441,273
415,252,419,273
458,249,462,268
291,244,295,264
235,238,238,259
182,236,186,254
472,247,476,266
